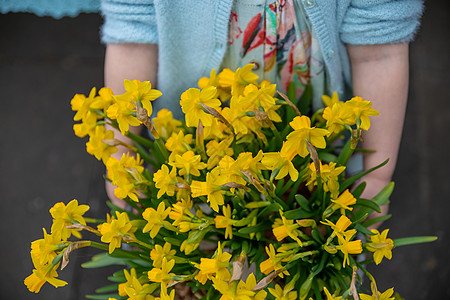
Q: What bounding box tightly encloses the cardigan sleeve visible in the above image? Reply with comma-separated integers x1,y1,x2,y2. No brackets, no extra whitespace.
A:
340,0,424,45
100,0,157,44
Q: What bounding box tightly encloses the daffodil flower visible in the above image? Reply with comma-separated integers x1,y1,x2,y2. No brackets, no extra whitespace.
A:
142,202,171,238
214,204,236,239
50,199,89,240
284,116,329,158
147,257,176,284
365,229,394,265
99,211,137,254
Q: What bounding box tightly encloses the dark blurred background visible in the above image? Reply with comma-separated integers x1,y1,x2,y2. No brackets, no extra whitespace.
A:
0,1,449,299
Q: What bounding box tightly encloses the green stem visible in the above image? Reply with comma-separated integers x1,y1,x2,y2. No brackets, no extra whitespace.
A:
154,138,169,162
89,241,144,260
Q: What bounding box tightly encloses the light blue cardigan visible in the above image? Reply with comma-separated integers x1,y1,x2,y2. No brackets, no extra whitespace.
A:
100,0,424,119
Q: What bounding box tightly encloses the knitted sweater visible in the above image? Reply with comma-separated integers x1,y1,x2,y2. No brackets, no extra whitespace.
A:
101,0,424,119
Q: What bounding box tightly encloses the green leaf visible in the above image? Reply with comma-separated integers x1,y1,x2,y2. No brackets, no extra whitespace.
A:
336,138,353,166
283,208,314,220
107,270,126,283
311,227,325,244
354,198,381,213
234,209,258,226
257,203,281,218
372,182,394,206
340,159,389,192
354,182,394,220
295,194,311,211
238,222,272,234
82,253,129,269
393,236,437,247
95,284,119,294
362,214,392,228
164,237,182,246
85,293,122,300
354,223,374,236
297,83,312,115
351,181,366,198
134,142,157,166
126,131,153,148
318,151,337,163
352,212,369,224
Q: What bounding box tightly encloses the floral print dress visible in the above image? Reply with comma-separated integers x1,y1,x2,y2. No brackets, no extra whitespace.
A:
221,0,327,111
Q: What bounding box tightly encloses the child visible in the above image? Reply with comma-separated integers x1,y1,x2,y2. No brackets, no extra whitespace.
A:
100,0,424,226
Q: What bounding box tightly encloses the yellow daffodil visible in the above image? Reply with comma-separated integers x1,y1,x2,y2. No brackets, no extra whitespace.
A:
71,87,101,124
152,109,182,140
242,273,267,300
169,199,194,226
345,96,379,131
234,151,265,177
335,233,362,267
153,164,178,198
322,92,339,107
321,215,356,245
191,170,227,212
31,228,64,265
99,211,137,254
169,150,207,178
197,245,231,282
151,242,176,268
118,268,139,296
106,93,142,134
206,138,234,169
240,82,281,122
49,199,89,240
218,64,259,97
322,102,354,136
366,229,394,265
123,79,162,117
24,255,67,293
180,86,221,127
86,125,117,164
203,116,228,140
222,101,256,136
330,189,357,215
272,211,302,246
212,278,255,300
147,257,176,284
214,204,236,239
72,88,101,138
106,153,145,202
306,161,346,199
73,116,98,138
323,286,342,299
359,280,394,300
93,87,115,111
165,131,193,162
142,202,171,238
262,143,298,181
123,276,156,300
198,68,231,102
284,116,329,158
159,284,175,300
268,283,298,300
260,244,289,278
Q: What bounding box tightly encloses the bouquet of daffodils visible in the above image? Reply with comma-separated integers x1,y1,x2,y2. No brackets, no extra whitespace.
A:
25,64,435,299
